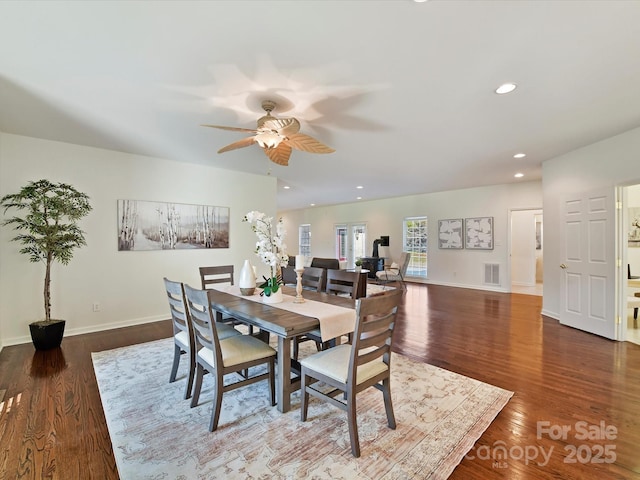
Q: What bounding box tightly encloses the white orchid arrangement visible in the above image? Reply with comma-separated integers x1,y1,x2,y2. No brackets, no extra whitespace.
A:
243,211,289,296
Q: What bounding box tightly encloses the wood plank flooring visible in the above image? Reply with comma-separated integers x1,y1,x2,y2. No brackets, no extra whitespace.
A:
1,284,639,479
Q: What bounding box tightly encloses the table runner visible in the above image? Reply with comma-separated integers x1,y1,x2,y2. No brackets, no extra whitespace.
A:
211,285,356,341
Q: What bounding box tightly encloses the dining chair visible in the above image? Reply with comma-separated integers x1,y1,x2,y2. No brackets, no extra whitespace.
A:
292,266,329,359
375,251,411,289
300,288,404,457
200,265,266,340
164,278,241,400
293,269,361,360
325,269,361,298
184,284,276,432
199,265,235,289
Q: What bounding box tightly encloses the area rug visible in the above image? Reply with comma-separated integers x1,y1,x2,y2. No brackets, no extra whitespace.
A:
365,283,395,297
92,338,512,479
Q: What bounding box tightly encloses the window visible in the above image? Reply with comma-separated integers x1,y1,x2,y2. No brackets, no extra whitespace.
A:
299,224,311,257
335,225,347,261
403,216,427,278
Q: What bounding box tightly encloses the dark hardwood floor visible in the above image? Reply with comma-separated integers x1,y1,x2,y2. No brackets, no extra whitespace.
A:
1,283,639,479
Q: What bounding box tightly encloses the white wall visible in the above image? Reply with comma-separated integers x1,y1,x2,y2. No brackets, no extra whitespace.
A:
0,133,277,347
511,209,542,286
280,181,542,291
542,126,640,319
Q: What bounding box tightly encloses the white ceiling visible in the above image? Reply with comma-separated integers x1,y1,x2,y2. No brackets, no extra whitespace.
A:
2,1,640,211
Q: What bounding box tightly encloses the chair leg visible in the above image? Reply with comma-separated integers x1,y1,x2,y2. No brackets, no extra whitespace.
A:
190,364,204,408
209,373,224,432
169,344,181,383
184,348,196,400
269,358,276,407
300,372,309,422
635,308,638,329
347,392,360,457
382,377,396,429
293,337,300,361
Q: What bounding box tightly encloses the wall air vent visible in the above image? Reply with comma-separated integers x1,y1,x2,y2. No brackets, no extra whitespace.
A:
484,263,500,286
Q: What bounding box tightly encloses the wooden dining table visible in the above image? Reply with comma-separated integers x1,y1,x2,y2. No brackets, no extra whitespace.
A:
207,286,355,413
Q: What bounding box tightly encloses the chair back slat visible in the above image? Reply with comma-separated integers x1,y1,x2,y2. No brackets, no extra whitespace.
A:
184,284,221,360
326,269,360,298
164,278,190,336
200,265,234,289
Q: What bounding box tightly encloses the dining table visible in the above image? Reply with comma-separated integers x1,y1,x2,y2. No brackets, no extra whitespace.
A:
207,285,355,413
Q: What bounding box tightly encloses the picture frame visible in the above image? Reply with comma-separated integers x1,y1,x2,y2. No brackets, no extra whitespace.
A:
117,199,230,251
438,218,464,249
465,216,494,250
629,207,640,248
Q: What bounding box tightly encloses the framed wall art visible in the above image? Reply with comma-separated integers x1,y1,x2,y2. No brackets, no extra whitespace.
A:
629,207,640,248
117,199,230,251
438,218,464,249
465,216,494,250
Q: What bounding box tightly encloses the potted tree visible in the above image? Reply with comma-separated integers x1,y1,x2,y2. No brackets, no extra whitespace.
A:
1,179,92,350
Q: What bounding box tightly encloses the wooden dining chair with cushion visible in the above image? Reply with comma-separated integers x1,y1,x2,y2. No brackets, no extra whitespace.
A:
200,265,264,339
292,266,330,359
325,269,361,298
184,284,276,432
300,288,404,457
164,278,241,400
199,265,235,289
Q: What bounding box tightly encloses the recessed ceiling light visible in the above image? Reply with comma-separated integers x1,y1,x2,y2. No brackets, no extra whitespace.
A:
310,203,316,206
356,185,363,189
513,153,526,159
283,185,290,189
514,173,524,178
414,0,429,3
356,197,362,200
495,83,517,94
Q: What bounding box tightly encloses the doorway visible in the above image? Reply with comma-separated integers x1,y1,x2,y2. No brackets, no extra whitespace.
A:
510,209,543,296
624,184,640,345
335,223,367,269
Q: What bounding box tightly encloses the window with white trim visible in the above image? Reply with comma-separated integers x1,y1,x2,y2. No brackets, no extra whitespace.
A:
403,216,427,278
299,224,311,257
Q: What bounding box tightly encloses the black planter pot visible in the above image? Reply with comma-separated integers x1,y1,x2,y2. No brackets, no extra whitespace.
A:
29,319,66,350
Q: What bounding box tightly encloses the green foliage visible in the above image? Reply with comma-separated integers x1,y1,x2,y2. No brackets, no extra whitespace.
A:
1,179,92,322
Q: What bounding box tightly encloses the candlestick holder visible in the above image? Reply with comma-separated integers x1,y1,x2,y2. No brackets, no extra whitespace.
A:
294,268,305,303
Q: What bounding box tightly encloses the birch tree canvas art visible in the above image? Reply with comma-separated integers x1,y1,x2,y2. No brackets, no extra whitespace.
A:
117,200,229,251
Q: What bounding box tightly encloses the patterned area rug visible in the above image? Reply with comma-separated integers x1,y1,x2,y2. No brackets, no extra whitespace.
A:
93,338,512,479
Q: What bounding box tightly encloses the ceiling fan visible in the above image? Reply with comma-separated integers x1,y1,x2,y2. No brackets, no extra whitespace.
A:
203,100,335,166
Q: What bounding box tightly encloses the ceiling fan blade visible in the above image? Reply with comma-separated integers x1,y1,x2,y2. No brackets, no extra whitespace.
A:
202,124,257,133
217,136,256,153
264,143,292,166
285,133,335,154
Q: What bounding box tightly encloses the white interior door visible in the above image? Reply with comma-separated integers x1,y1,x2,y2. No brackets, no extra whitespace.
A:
560,189,617,339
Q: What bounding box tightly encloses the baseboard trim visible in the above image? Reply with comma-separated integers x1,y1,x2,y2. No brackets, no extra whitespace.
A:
1,314,168,348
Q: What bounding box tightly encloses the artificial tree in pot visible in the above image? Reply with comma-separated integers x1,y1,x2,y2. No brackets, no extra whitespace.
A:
1,179,92,350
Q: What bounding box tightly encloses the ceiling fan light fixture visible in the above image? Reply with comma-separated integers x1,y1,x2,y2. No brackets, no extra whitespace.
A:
255,131,285,149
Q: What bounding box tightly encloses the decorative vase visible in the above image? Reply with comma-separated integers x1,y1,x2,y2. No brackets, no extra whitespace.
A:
239,259,256,295
263,287,283,304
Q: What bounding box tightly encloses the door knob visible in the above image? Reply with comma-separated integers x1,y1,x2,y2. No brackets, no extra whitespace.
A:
560,264,567,269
